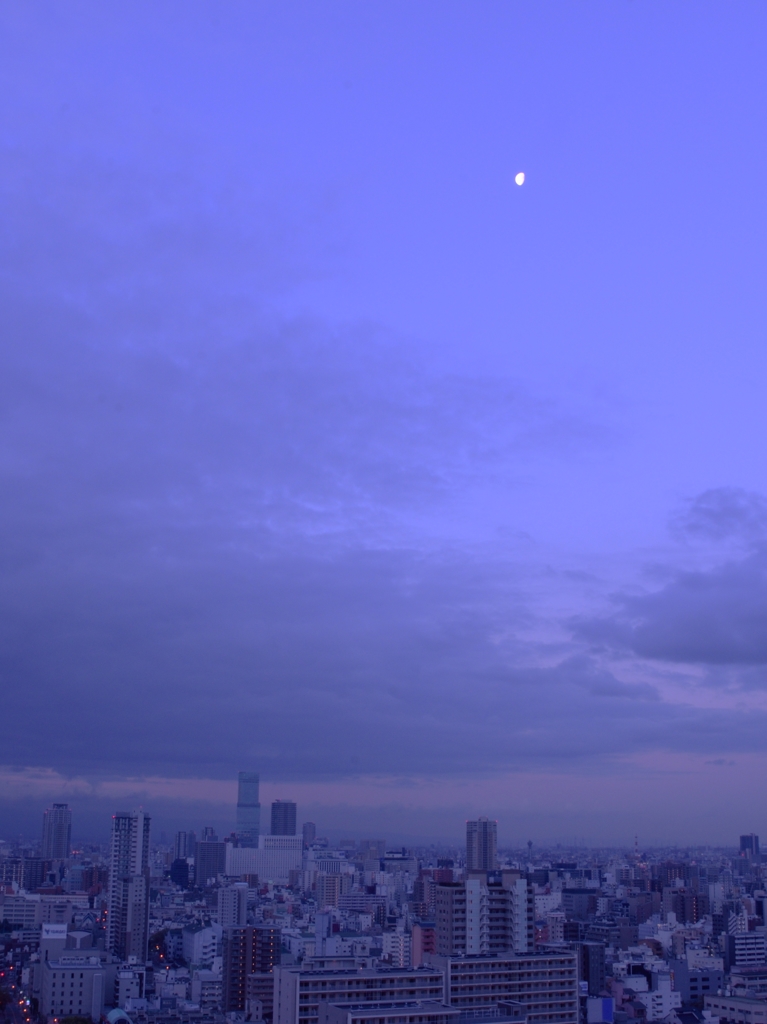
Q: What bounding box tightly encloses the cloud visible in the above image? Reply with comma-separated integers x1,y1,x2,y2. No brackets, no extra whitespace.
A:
2,123,766,807
574,546,767,666
671,487,767,543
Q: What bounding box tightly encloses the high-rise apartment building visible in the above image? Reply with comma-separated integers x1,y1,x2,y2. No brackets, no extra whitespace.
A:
218,882,249,928
466,818,497,873
302,822,316,849
106,810,151,962
271,801,297,836
223,925,281,1011
41,804,72,860
237,772,261,847
435,875,534,956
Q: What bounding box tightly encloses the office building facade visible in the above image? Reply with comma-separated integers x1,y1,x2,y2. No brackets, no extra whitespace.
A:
40,955,111,1022
196,840,227,886
271,800,298,836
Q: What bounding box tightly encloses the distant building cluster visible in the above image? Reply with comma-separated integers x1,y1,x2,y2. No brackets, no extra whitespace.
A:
1,783,766,1024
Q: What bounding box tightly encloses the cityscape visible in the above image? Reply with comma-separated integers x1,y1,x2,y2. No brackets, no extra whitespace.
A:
3,8,767,1024
1,775,766,1024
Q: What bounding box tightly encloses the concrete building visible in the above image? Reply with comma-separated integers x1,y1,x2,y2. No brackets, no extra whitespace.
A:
40,954,113,1022
319,1002,460,1024
317,873,351,910
577,943,606,997
466,819,497,873
669,959,723,1007
115,964,147,1008
382,931,412,969
424,951,579,1024
174,831,194,861
435,876,534,956
237,771,261,847
629,972,681,1021
706,994,767,1024
247,973,277,1021
273,965,445,1024
106,809,151,962
42,804,72,861
412,924,436,967
182,922,222,966
226,835,303,883
196,840,226,887
271,801,298,836
223,925,281,1011
191,969,223,1012
218,882,249,928
728,932,767,968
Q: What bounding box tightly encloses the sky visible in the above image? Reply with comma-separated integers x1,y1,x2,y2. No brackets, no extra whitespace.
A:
2,1,767,846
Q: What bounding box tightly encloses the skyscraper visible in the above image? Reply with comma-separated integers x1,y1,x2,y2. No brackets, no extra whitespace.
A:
270,800,297,836
302,822,316,849
740,834,760,861
195,839,226,887
174,831,190,861
41,804,72,860
466,817,497,872
236,772,261,847
106,810,151,962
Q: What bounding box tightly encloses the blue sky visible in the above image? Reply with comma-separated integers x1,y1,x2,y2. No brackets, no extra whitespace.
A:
2,2,767,844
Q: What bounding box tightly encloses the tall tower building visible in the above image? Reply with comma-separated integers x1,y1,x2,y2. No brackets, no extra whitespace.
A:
302,822,316,849
41,804,72,860
466,817,497,872
106,810,151,962
270,800,297,836
741,834,760,861
174,831,190,861
236,772,260,848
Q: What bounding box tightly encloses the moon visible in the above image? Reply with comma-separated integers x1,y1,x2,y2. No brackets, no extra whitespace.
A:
515,172,525,186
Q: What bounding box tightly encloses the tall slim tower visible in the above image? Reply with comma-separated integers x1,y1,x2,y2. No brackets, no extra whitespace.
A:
41,804,72,860
107,810,151,962
270,800,297,836
466,817,497,872
236,772,260,847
